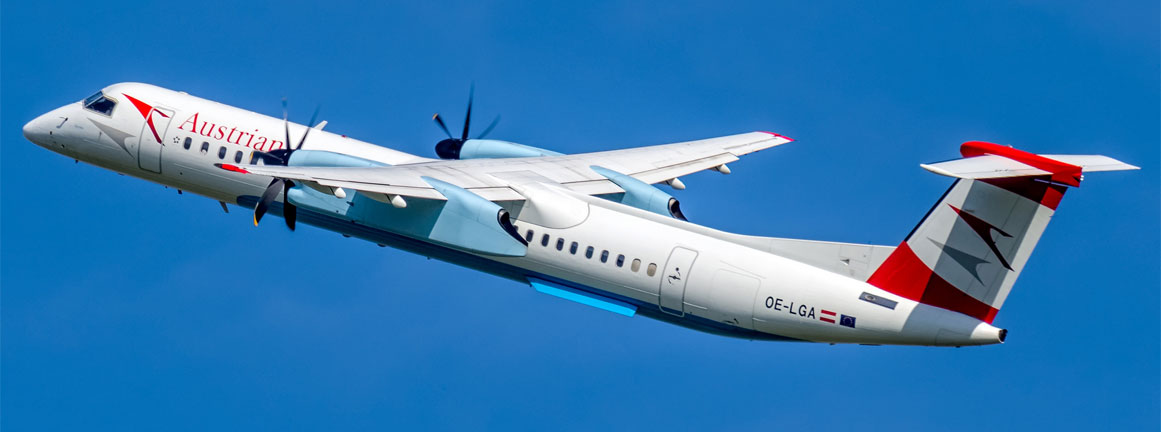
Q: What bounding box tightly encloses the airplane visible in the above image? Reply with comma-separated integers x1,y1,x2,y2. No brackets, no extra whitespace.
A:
22,82,1138,347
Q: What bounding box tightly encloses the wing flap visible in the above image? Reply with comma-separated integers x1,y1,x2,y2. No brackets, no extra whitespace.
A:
633,153,740,184
315,179,448,200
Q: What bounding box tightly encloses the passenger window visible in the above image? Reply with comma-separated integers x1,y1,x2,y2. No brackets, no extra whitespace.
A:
556,238,565,251
234,151,243,163
183,137,192,150
541,234,550,247
217,146,227,159
200,142,209,154
82,91,117,116
600,250,609,263
569,242,578,255
631,259,641,272
647,263,657,276
616,254,626,267
585,246,594,259
525,229,534,242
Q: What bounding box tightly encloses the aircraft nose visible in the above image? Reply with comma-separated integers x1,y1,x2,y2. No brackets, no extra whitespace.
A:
23,113,53,147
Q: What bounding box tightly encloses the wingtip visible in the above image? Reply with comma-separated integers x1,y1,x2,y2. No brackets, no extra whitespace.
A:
920,163,959,178
757,131,794,142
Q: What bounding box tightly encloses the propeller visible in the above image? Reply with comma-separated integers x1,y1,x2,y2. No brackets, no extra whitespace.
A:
433,85,501,159
254,178,296,230
252,98,318,231
251,99,320,166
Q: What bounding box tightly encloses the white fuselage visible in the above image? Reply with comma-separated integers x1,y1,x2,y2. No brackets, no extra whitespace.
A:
24,82,1004,346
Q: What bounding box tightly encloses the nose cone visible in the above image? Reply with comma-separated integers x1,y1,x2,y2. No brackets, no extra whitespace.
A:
23,113,53,147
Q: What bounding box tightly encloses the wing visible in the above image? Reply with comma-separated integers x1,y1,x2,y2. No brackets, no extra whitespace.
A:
224,131,792,201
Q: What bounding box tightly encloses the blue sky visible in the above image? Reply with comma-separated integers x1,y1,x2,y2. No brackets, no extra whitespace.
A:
2,1,1157,430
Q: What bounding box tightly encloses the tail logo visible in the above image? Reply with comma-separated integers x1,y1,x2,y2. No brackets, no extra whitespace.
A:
122,94,170,144
948,205,1013,270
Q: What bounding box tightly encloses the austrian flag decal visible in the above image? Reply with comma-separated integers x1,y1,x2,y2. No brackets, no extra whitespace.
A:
819,309,837,324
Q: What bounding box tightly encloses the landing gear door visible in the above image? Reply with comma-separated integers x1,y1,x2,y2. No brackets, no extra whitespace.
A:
137,106,174,173
659,246,698,316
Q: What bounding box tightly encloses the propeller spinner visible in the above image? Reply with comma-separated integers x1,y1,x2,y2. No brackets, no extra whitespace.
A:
251,99,320,166
433,85,500,159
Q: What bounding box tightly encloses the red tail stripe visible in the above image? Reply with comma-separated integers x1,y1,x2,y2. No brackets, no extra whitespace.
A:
820,317,835,324
867,242,1000,323
961,141,1082,187
820,310,836,316
980,177,1068,210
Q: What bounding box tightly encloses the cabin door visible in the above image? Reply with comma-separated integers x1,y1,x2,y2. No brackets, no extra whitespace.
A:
659,246,698,316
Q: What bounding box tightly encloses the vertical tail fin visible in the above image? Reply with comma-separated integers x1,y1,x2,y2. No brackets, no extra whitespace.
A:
867,142,1137,323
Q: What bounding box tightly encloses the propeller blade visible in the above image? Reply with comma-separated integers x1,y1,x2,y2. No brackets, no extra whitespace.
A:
432,113,452,139
282,98,292,152
250,150,280,165
283,180,297,231
476,115,501,139
295,105,321,150
254,178,283,226
461,84,474,141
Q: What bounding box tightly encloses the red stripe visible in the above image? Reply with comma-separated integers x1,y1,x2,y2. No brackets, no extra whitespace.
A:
820,317,835,324
757,131,794,141
918,275,1000,324
146,114,163,143
820,310,836,316
866,242,1000,323
866,242,929,301
1041,186,1065,209
980,177,1068,210
960,141,1082,187
122,93,154,119
217,163,249,174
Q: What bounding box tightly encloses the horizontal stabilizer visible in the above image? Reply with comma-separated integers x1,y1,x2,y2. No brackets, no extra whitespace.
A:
920,141,1138,185
1040,155,1141,172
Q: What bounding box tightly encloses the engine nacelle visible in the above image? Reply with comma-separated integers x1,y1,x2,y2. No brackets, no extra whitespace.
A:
287,177,528,257
591,166,687,220
420,177,528,256
436,139,561,160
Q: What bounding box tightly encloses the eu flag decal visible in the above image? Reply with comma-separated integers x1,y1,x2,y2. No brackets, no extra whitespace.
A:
839,314,857,328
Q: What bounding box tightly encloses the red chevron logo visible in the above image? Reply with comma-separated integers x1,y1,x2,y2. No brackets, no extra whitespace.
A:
122,93,170,143
949,204,1013,270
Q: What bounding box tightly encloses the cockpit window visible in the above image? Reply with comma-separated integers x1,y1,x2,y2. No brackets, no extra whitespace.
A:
83,91,117,116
